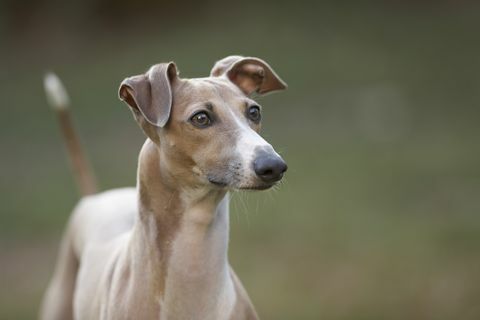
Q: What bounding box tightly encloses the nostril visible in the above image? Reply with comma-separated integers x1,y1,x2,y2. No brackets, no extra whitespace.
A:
262,169,273,176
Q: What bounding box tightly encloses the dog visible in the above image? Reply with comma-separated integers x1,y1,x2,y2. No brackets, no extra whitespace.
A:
40,55,287,320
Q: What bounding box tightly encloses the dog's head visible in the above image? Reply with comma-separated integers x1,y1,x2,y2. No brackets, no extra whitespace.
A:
119,56,287,191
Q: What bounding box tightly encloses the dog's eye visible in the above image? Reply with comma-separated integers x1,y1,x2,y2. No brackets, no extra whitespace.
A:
247,105,261,123
190,111,212,128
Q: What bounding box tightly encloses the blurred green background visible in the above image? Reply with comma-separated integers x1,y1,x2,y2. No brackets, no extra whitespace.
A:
1,0,480,319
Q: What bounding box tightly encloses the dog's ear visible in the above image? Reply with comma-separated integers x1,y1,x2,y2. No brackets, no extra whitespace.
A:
119,62,177,128
210,56,287,96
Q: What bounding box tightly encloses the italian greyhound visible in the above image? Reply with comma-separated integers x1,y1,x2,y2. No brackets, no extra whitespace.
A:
40,55,287,320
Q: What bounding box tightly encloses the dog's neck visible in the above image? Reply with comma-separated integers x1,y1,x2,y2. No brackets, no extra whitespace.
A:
129,139,235,318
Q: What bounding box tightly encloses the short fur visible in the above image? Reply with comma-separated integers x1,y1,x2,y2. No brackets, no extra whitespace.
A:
40,56,287,320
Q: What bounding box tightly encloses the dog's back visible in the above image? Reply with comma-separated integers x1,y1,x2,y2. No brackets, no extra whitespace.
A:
69,188,136,254
40,188,137,320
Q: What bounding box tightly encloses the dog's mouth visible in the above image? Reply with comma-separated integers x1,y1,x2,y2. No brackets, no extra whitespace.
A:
208,177,276,191
208,178,228,188
237,184,275,191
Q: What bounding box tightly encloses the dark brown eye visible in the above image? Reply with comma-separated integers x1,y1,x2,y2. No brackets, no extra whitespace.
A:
247,105,261,123
190,111,212,128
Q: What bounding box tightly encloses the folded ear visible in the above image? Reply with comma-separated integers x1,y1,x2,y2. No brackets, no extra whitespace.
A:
210,56,287,96
119,62,177,128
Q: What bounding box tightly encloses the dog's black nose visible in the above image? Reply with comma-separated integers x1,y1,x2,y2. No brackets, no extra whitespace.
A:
253,154,287,183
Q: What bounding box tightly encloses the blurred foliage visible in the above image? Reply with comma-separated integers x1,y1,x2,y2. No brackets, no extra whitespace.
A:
1,0,480,319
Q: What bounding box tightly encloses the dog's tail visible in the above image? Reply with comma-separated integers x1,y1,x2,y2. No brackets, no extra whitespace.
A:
44,72,97,196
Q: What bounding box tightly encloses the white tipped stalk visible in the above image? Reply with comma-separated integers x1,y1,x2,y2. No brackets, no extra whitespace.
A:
44,72,70,110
